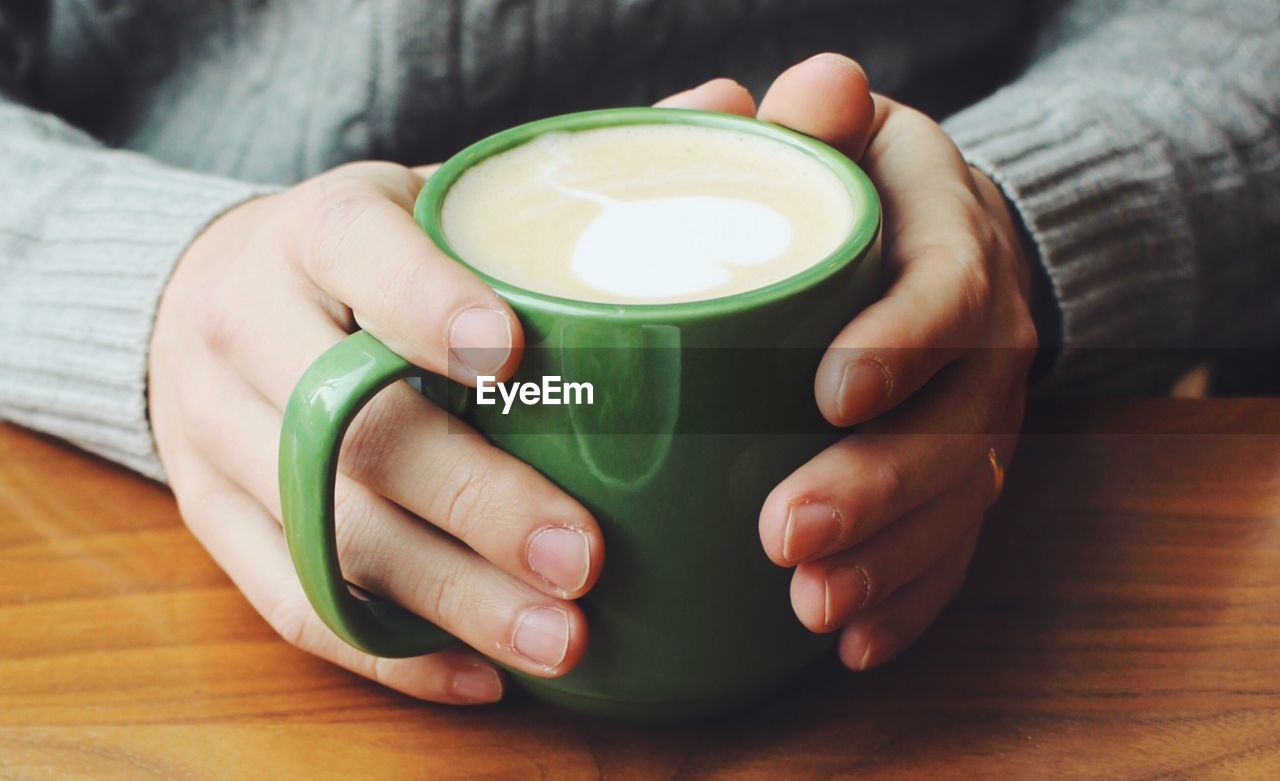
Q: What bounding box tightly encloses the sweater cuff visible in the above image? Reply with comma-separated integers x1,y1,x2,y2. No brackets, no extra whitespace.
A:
0,151,273,482
943,84,1200,395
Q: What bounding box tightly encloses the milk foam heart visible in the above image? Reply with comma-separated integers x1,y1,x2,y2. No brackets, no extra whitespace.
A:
555,184,793,299
440,124,854,304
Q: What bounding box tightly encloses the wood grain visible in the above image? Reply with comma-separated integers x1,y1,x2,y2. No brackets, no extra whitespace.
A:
2,398,1278,779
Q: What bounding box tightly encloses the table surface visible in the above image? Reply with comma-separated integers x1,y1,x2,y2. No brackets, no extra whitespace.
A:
2,398,1279,780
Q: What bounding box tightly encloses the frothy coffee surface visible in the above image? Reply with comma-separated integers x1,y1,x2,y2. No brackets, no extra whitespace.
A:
441,124,854,304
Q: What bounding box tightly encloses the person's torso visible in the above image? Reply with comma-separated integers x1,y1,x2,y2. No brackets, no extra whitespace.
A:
36,0,1041,182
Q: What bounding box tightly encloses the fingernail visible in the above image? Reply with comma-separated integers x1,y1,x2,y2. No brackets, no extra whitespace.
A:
847,626,895,671
824,565,870,628
448,307,512,377
809,52,864,75
704,76,745,91
451,665,502,703
836,357,891,423
512,606,570,669
527,526,591,594
782,500,845,564
858,641,878,670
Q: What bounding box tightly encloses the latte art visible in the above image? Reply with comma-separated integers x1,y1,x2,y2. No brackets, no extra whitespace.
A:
441,124,854,304
559,187,793,299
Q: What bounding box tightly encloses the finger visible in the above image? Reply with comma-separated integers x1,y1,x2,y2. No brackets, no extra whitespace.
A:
287,162,522,383
756,53,876,161
197,259,347,405
653,77,757,116
186,440,589,677
838,526,981,670
202,270,371,410
788,458,994,633
201,276,603,601
171,466,505,704
814,100,1024,426
761,349,1021,566
183,359,601,603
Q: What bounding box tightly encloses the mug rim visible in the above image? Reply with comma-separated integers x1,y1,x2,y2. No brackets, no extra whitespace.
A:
414,107,881,320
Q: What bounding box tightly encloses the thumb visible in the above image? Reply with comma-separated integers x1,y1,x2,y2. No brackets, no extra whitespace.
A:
757,53,877,161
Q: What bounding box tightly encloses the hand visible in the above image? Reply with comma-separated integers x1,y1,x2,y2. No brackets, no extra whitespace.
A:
149,162,604,703
660,55,1038,669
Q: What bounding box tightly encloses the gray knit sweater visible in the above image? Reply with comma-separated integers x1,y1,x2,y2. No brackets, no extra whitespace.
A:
1,1,1278,481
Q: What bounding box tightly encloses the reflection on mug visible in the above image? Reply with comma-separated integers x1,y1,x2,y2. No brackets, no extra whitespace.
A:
563,322,681,489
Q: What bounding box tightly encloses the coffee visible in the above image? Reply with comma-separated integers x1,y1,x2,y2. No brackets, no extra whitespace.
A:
440,124,854,304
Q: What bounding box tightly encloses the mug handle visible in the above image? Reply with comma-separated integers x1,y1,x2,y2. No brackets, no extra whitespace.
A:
278,330,454,657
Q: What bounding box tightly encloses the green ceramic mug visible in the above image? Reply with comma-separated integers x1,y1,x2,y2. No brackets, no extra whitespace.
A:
279,107,881,721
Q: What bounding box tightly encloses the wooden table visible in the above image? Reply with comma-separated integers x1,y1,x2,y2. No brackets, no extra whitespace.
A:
2,398,1279,779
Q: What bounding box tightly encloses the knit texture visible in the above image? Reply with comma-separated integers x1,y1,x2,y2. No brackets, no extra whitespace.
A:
0,103,271,479
944,0,1280,393
1,0,1278,479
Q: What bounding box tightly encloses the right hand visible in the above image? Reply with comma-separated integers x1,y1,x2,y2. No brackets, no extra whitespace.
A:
148,162,603,704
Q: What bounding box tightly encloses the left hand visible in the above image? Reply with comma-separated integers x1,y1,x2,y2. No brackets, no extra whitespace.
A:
658,54,1038,669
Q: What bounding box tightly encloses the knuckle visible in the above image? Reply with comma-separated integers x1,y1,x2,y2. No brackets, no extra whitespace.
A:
439,460,497,541
970,210,1002,259
875,453,909,517
372,254,428,329
414,553,471,626
1009,308,1039,362
327,160,383,179
294,180,382,279
1010,327,1039,379
195,281,246,358
950,243,993,329
338,393,404,484
332,159,409,183
332,481,378,568
265,593,321,651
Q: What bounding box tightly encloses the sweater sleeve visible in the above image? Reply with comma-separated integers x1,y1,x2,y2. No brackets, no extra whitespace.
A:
942,0,1280,395
0,9,269,481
